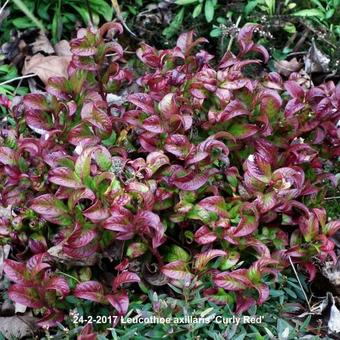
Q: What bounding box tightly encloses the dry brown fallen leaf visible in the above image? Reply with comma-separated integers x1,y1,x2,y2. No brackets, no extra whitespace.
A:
31,30,54,55
0,244,10,278
0,315,36,339
22,53,71,84
54,40,72,57
274,57,302,77
305,40,330,74
48,244,99,266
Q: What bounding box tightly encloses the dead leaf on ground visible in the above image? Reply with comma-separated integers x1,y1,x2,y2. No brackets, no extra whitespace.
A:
0,315,36,339
48,244,99,266
15,303,27,314
0,244,10,278
322,259,340,295
31,30,54,55
328,296,340,334
22,53,71,84
54,40,72,56
305,40,330,74
274,57,302,77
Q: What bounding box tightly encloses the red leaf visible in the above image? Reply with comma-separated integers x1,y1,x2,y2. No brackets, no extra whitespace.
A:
171,168,209,191
142,115,164,133
299,214,319,242
78,324,97,340
103,207,135,240
106,291,129,315
235,294,256,314
49,167,84,188
164,134,192,159
194,249,227,271
67,225,98,248
214,269,251,290
322,220,340,237
233,203,259,237
81,101,112,131
23,93,49,111
8,284,44,308
128,93,155,114
198,196,229,218
176,31,207,55
0,147,16,165
301,262,317,281
74,281,105,303
237,24,269,62
134,210,165,248
113,272,140,291
63,240,98,259
37,308,65,327
254,283,269,304
158,93,177,116
146,151,170,174
83,201,110,222
161,261,193,282
30,194,71,225
3,260,27,284
44,276,70,297
284,81,304,98
194,226,217,245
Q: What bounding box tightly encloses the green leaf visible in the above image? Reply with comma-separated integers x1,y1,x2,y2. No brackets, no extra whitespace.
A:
204,0,215,23
310,0,326,10
163,8,185,39
12,0,46,32
51,0,62,44
292,9,325,18
12,17,37,29
283,287,297,298
193,3,203,18
325,8,335,19
244,0,260,15
102,130,117,147
277,318,292,340
89,0,114,21
270,289,285,297
210,27,222,37
228,123,257,139
176,0,198,4
187,205,218,223
283,23,296,34
164,245,191,263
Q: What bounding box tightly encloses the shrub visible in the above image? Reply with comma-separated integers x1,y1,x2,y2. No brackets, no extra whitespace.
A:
0,22,339,329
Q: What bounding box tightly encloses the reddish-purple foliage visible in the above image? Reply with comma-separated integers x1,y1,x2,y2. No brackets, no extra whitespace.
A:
0,22,339,325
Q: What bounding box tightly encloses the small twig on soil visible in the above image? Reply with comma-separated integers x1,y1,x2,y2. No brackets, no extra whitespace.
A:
85,0,94,27
324,196,340,200
13,77,24,96
0,0,9,16
300,20,337,49
288,256,311,311
293,28,310,52
284,31,297,50
111,0,138,38
0,73,37,86
56,271,80,283
227,15,242,53
287,51,307,58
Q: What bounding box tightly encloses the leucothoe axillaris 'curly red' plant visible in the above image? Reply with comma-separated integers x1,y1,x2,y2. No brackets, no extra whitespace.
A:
0,22,339,326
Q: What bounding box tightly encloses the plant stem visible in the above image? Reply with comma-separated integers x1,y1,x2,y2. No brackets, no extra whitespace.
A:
56,271,80,283
227,15,242,53
288,256,311,311
0,74,37,87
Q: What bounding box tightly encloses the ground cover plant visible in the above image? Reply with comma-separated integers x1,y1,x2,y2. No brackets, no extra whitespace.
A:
0,14,340,340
